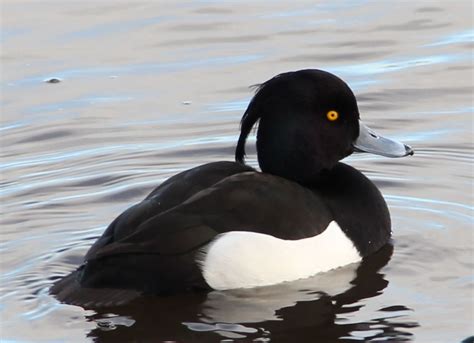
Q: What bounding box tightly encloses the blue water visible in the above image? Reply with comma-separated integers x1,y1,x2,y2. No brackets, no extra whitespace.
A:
1,1,473,342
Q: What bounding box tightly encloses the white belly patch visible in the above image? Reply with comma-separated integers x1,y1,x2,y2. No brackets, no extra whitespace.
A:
197,221,361,290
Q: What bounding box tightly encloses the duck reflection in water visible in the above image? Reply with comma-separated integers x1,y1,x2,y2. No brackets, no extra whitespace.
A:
85,243,418,342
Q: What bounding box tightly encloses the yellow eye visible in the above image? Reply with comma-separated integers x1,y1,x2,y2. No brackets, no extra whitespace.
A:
326,110,339,121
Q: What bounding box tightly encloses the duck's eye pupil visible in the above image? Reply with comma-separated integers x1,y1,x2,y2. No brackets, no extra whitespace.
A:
327,110,339,121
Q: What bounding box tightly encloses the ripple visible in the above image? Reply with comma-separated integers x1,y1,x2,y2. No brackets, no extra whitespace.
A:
281,50,392,63
61,16,167,40
328,53,469,76
425,29,474,47
376,19,450,31
7,55,263,88
1,135,236,174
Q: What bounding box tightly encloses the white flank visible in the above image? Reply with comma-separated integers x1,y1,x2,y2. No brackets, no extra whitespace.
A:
198,221,361,290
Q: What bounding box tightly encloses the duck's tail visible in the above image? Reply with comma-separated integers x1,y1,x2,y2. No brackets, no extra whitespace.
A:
50,270,141,308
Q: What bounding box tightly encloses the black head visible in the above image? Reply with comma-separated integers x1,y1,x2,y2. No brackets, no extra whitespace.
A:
235,69,360,185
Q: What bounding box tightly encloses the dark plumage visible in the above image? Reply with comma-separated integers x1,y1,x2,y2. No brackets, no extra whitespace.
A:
51,69,412,307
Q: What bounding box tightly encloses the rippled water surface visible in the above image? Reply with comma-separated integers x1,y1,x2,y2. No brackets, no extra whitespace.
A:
1,1,473,342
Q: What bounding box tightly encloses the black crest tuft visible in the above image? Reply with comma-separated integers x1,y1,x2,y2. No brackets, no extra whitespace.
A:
235,76,283,163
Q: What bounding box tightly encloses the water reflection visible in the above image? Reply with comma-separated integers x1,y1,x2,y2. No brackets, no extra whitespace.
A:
82,244,416,341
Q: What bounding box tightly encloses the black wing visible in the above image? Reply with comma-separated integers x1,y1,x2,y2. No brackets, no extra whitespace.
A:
84,161,253,259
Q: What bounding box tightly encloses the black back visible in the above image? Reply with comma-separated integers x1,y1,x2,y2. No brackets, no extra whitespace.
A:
51,160,390,301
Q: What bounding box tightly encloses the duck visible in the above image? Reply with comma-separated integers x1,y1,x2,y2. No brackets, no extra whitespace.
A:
51,69,413,306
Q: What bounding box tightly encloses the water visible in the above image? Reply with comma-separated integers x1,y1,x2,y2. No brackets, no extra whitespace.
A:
1,1,473,342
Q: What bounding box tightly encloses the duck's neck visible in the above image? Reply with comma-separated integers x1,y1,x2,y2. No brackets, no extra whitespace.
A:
256,119,335,185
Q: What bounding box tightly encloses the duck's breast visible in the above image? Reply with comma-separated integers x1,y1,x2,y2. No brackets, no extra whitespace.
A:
198,220,361,290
